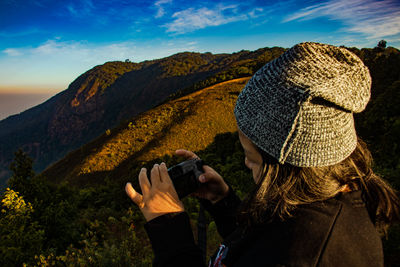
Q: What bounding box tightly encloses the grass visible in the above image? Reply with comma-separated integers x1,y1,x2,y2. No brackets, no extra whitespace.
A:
42,77,250,186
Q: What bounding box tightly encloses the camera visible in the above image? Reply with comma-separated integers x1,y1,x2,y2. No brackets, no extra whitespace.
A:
168,158,204,199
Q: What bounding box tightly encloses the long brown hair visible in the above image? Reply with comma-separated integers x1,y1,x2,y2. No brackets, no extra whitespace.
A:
238,138,400,235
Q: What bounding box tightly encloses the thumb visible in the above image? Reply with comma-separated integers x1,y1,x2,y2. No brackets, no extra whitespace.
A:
198,166,215,183
198,173,207,183
125,182,144,208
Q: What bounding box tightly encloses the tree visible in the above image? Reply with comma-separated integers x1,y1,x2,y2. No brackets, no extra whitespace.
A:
8,149,35,199
377,40,387,49
0,188,44,265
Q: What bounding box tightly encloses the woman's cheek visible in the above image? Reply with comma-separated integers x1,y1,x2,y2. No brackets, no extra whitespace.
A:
253,170,259,182
250,165,258,182
252,164,263,183
245,158,261,183
245,157,252,170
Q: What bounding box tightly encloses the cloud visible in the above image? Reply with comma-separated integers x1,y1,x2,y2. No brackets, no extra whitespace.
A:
0,28,43,38
164,4,255,34
66,4,78,16
66,0,95,18
3,48,22,56
154,0,173,18
249,7,264,18
0,39,136,88
284,0,400,39
29,39,138,63
3,38,200,64
0,38,202,89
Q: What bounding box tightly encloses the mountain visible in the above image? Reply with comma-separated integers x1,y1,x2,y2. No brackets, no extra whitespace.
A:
42,77,250,186
349,46,400,188
41,45,400,188
1,45,399,189
40,46,400,265
2,45,400,266
0,47,285,187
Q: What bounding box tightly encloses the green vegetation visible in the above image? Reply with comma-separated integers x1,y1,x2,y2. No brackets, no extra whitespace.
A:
0,188,44,265
1,132,253,266
350,46,400,192
0,45,399,265
165,47,285,101
2,124,399,265
42,77,249,185
0,47,285,188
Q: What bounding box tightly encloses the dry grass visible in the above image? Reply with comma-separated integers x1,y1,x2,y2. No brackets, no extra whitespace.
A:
44,77,250,184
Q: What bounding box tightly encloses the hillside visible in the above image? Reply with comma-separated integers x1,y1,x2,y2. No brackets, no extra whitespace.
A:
0,47,285,187
43,77,250,185
40,46,400,265
2,45,400,266
41,45,400,188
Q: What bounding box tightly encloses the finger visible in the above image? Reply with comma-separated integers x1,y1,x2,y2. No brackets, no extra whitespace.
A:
139,168,151,196
203,165,215,173
151,164,162,185
125,182,144,208
175,149,199,160
199,165,216,182
159,162,172,184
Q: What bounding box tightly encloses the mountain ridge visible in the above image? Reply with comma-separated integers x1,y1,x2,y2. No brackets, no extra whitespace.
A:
42,77,250,186
1,46,400,266
1,45,399,188
0,47,285,186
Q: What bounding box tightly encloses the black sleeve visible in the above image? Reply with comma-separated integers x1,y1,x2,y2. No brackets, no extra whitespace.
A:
144,212,206,267
199,186,242,239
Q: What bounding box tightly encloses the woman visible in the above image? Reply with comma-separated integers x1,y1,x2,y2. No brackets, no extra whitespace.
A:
125,42,399,266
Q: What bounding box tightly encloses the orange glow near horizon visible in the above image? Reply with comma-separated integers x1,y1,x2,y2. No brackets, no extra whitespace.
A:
0,85,65,95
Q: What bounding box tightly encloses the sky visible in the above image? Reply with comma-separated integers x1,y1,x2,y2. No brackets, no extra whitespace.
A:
0,0,399,118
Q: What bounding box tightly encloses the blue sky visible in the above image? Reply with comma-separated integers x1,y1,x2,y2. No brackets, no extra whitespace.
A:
0,0,399,94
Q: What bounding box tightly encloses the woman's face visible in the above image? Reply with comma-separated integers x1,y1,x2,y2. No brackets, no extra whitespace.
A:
238,130,264,183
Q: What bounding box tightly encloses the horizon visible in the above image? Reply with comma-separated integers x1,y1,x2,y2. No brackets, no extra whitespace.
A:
1,0,399,118
0,91,54,121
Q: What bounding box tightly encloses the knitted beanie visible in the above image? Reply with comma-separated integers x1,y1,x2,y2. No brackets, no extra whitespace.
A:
234,42,371,167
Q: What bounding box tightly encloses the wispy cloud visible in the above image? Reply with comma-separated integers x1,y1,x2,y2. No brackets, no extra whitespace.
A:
164,4,262,34
248,7,264,19
284,0,400,39
0,39,136,88
154,0,173,18
0,38,202,88
32,0,48,8
66,0,95,18
2,48,22,56
29,39,137,63
0,28,43,38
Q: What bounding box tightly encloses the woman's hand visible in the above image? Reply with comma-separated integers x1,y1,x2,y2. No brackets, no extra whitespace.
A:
176,149,229,204
125,163,184,222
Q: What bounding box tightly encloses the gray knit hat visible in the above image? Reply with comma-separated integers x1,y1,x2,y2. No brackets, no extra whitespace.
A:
234,42,371,167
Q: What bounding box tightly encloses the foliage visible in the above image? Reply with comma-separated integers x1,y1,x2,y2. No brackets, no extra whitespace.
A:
33,210,152,266
43,77,249,185
0,47,285,189
351,47,400,192
377,40,387,49
7,149,35,198
0,188,44,266
0,45,399,265
4,150,81,265
165,47,285,101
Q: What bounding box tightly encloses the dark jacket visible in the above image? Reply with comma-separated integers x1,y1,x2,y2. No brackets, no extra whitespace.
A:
144,189,383,267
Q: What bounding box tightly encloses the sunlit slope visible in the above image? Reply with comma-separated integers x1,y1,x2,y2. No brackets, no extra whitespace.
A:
0,46,285,187
43,77,250,184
